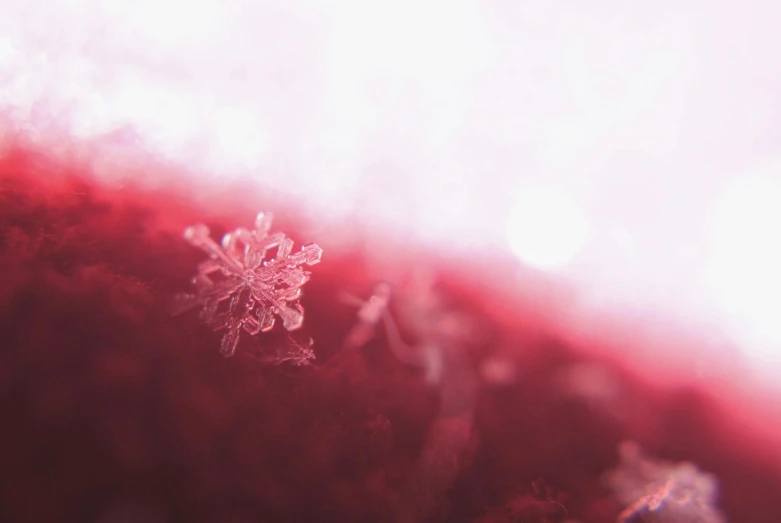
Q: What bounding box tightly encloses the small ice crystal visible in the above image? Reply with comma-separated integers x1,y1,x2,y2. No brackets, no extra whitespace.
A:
605,441,727,523
256,337,316,367
173,212,322,357
342,281,393,350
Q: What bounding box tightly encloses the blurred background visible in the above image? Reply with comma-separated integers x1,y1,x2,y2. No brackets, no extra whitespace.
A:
2,0,781,418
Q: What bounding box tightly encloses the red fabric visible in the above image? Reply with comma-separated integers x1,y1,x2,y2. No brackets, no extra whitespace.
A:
0,146,779,523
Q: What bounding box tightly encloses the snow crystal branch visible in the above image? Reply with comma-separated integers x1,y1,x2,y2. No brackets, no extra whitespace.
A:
246,336,316,367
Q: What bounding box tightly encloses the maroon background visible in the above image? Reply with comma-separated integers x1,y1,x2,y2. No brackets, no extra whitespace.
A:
1,146,780,522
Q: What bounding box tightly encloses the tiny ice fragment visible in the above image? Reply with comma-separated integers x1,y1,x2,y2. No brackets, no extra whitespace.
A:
605,441,727,523
342,281,393,350
255,337,316,367
173,212,322,357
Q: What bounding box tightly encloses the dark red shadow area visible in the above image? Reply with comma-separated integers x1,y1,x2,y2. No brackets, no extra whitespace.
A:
0,145,780,523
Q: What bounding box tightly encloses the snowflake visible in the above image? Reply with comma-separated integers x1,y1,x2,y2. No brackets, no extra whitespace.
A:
605,441,727,523
173,211,322,357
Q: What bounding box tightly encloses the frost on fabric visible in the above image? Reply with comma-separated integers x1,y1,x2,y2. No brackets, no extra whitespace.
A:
172,212,322,357
605,441,727,523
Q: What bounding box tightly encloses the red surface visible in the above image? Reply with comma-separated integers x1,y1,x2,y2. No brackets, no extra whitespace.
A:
1,145,780,522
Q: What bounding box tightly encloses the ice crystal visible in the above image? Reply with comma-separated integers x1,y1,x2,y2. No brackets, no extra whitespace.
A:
472,478,568,523
472,476,574,522
605,441,727,523
253,337,316,367
173,212,322,357
341,281,393,350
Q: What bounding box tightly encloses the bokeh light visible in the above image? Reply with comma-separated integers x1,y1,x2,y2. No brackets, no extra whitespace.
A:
507,187,590,270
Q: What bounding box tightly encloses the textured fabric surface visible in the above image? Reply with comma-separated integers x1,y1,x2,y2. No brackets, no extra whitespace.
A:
1,147,780,522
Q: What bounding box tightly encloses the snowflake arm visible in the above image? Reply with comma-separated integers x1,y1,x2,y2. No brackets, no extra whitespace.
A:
173,212,322,357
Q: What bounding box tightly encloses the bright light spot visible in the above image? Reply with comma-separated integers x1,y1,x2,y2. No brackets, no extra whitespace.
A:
507,187,589,270
706,172,781,370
